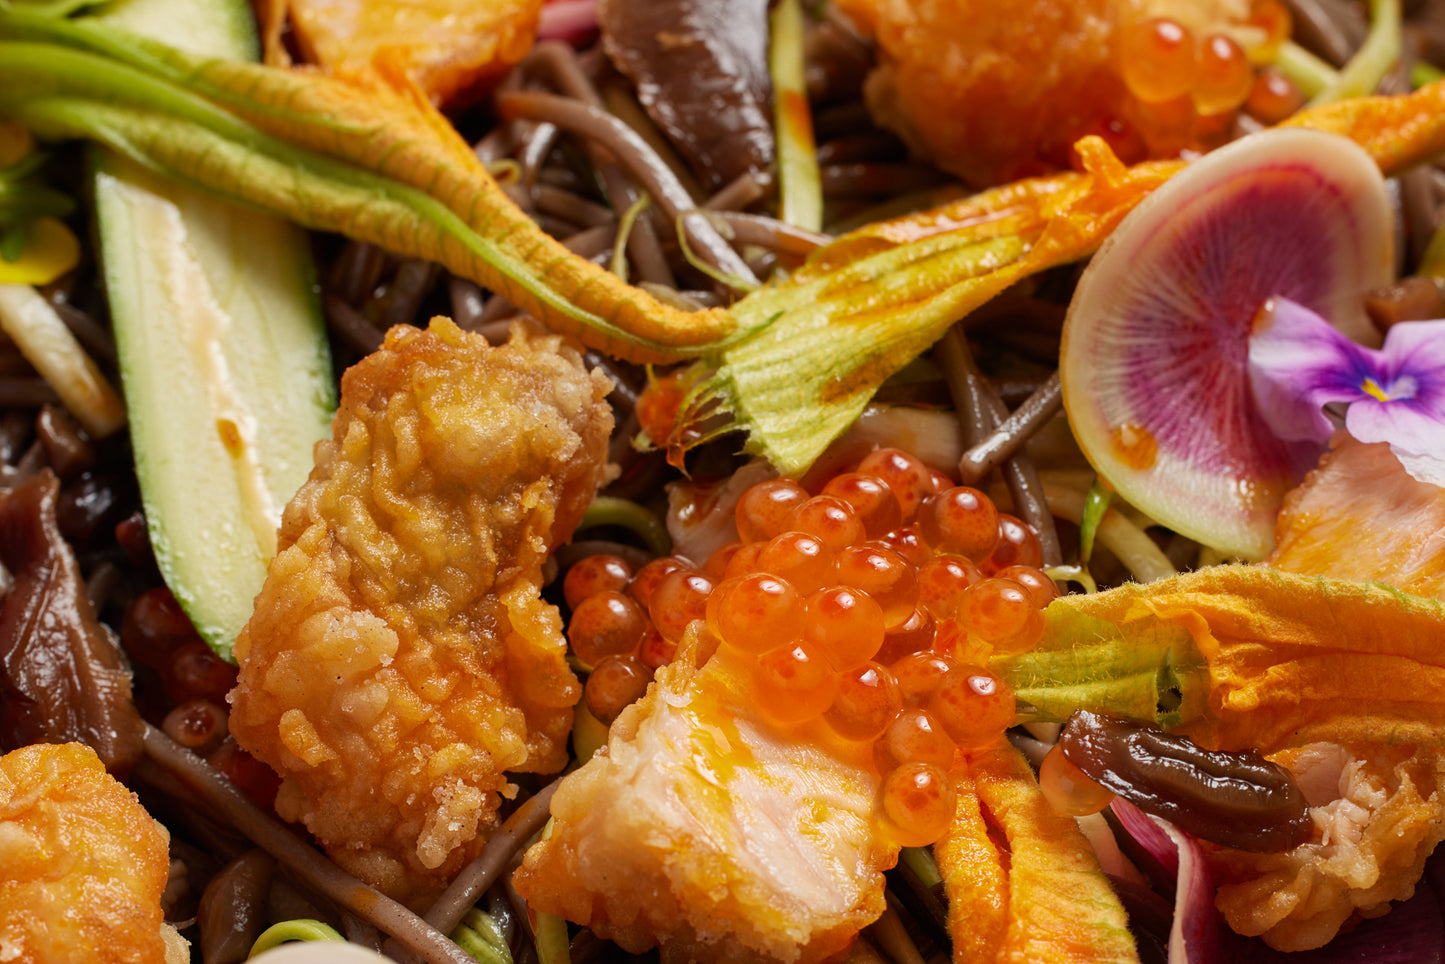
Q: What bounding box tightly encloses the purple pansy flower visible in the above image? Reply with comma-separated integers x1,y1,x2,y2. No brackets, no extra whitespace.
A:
1247,297,1445,487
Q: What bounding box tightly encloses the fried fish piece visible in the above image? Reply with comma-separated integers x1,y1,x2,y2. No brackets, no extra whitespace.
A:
514,637,895,963
0,742,182,964
230,318,612,904
1211,743,1445,951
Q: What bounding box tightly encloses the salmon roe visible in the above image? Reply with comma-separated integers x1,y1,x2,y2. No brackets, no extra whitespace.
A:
560,447,1057,846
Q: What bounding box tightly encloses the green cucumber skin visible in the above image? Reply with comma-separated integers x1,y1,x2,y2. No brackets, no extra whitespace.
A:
92,0,335,661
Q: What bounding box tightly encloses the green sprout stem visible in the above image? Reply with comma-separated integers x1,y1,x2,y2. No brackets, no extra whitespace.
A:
1306,0,1402,107
769,0,823,233
248,919,345,957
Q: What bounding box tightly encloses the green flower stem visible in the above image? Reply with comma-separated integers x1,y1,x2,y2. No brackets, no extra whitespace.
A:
1306,0,1402,107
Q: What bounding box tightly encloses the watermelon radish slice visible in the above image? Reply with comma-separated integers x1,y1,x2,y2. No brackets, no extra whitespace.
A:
1060,128,1393,561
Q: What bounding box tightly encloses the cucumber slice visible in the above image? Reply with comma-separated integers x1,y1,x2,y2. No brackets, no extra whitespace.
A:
91,0,335,661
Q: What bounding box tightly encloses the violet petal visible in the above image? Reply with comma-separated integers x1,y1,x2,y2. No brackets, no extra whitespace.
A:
1247,297,1373,444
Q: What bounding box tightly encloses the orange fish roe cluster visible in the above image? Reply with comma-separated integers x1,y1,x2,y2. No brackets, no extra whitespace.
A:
563,448,1060,847
836,0,1296,186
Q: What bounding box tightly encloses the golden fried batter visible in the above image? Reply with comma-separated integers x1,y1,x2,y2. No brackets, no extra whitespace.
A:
1211,743,1445,951
230,318,612,904
0,742,177,964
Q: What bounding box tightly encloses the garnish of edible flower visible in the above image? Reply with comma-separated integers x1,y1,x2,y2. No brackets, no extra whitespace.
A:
1248,296,1445,486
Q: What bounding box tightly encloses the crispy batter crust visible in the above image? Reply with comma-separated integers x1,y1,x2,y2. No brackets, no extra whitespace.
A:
230,319,612,903
0,742,173,964
1211,743,1445,951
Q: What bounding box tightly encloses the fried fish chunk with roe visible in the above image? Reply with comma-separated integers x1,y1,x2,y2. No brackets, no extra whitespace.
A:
0,742,185,964
514,636,896,963
270,0,543,107
833,0,1290,186
1210,743,1445,951
1267,434,1445,600
229,318,612,905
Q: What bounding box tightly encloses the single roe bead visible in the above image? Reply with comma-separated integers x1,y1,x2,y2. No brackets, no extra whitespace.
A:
787,495,866,554
568,590,650,665
757,531,837,593
890,651,958,708
882,762,957,847
1039,744,1116,816
1119,17,1198,104
961,577,1045,652
805,586,885,672
824,663,902,742
981,513,1043,574
649,568,716,643
628,556,688,609
875,607,937,664
821,473,904,538
928,667,1014,749
879,706,957,770
736,478,809,544
754,640,839,725
996,564,1059,610
856,448,935,523
1194,32,1253,116
836,542,919,629
585,655,654,724
564,553,634,610
706,572,805,655
919,486,999,562
916,554,983,620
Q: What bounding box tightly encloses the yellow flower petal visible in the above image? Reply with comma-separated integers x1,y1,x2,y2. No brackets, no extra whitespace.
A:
0,218,81,287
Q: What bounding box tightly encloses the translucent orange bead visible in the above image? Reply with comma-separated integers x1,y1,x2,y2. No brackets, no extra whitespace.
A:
878,524,932,568
916,553,982,620
995,564,1059,611
927,667,1014,749
881,762,957,847
1118,17,1198,104
836,542,919,629
805,586,885,672
1193,33,1253,116
821,472,904,539
980,514,1042,575
723,541,765,579
919,486,999,562
960,577,1045,652
757,531,837,594
875,607,937,664
585,655,653,724
786,495,866,554
704,541,744,579
879,707,956,769
889,651,958,708
1039,744,1115,816
628,556,688,610
564,554,634,610
753,640,838,725
736,478,810,544
637,627,677,670
1245,67,1304,124
856,448,935,523
567,590,649,666
649,568,716,643
706,572,805,655
824,663,903,742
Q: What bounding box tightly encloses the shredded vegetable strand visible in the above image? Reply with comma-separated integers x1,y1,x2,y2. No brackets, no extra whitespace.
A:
1041,482,1175,583
1306,0,1402,106
768,0,823,233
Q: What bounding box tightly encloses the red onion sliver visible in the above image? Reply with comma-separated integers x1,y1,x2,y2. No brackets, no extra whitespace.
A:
1111,799,1221,964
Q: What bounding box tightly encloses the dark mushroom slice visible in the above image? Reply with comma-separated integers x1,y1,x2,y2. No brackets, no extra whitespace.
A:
0,468,144,773
598,0,775,192
1058,709,1312,853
